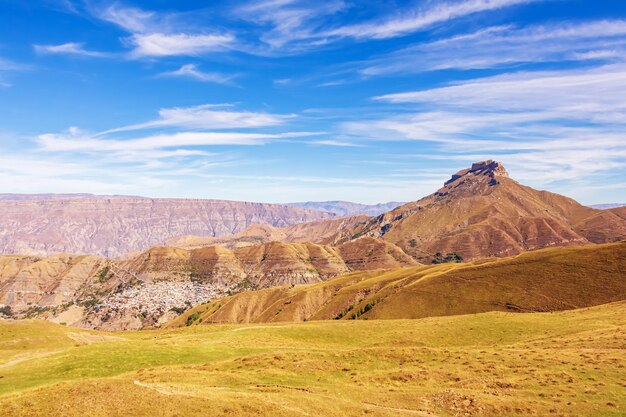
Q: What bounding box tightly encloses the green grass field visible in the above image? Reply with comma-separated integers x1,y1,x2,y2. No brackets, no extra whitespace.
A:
1,302,624,416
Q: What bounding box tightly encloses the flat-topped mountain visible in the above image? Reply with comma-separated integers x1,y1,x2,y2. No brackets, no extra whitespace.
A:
336,160,626,261
0,197,333,258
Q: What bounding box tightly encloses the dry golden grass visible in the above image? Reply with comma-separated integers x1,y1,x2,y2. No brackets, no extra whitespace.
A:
1,302,625,416
169,242,626,326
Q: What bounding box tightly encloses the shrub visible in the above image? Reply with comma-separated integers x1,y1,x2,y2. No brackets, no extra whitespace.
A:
186,312,201,326
0,305,12,317
169,306,187,315
432,252,463,264
97,266,112,283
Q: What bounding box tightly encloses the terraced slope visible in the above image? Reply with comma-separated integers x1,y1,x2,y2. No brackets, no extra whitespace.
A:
168,242,626,325
1,302,624,416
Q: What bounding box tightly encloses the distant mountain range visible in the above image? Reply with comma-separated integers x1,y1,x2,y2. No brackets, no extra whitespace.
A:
590,203,626,210
0,198,332,257
287,201,405,216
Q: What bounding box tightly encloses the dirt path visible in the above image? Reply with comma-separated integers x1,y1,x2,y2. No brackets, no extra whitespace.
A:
232,325,289,332
362,402,436,416
0,349,64,369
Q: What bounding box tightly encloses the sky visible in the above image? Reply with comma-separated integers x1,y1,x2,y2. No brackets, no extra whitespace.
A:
0,0,625,204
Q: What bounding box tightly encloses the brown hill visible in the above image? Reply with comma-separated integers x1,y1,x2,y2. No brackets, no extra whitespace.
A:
0,197,333,257
166,161,626,263
166,215,370,249
0,236,416,329
167,241,626,326
334,161,626,262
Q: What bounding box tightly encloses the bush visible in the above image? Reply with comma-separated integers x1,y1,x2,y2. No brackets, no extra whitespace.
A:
186,312,201,326
432,252,463,264
0,305,12,317
97,266,112,283
169,306,187,315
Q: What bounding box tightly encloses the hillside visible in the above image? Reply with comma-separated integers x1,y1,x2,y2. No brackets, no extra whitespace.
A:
0,197,333,257
288,200,405,216
169,161,626,263
332,161,626,262
168,242,626,326
1,302,624,416
0,237,417,330
166,215,370,249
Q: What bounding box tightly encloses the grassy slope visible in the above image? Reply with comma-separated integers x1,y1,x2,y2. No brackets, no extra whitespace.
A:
0,303,625,416
169,242,626,326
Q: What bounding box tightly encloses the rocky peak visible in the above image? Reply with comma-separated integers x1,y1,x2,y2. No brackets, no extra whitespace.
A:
444,160,508,186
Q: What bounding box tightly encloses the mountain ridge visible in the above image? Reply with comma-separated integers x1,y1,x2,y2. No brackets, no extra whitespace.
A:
0,198,333,258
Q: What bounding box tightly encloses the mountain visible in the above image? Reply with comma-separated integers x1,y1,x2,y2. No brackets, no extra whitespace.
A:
167,161,626,263
590,203,626,209
332,160,626,262
0,236,417,330
167,241,626,326
0,193,142,201
287,201,405,216
166,215,370,249
0,197,333,258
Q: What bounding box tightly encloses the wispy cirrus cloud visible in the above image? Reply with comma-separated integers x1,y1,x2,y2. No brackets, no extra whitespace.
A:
159,64,237,85
38,128,314,153
326,0,539,40
126,33,235,57
34,42,109,57
375,64,626,118
236,0,542,52
342,64,626,186
0,57,29,87
361,20,626,75
91,3,235,58
35,104,317,162
101,104,295,134
95,3,156,33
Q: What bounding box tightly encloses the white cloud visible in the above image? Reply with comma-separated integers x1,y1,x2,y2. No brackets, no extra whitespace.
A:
34,42,109,57
127,33,235,57
96,3,156,33
341,64,626,188
237,0,347,50
236,0,540,52
361,20,626,75
159,64,236,85
325,0,539,40
375,64,626,117
101,104,294,133
38,128,316,153
91,3,235,58
309,139,363,147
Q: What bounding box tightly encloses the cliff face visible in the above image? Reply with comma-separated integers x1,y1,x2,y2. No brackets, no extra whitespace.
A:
0,237,415,330
0,198,333,258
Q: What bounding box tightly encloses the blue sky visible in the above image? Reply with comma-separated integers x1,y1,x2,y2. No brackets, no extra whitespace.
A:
0,0,625,204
